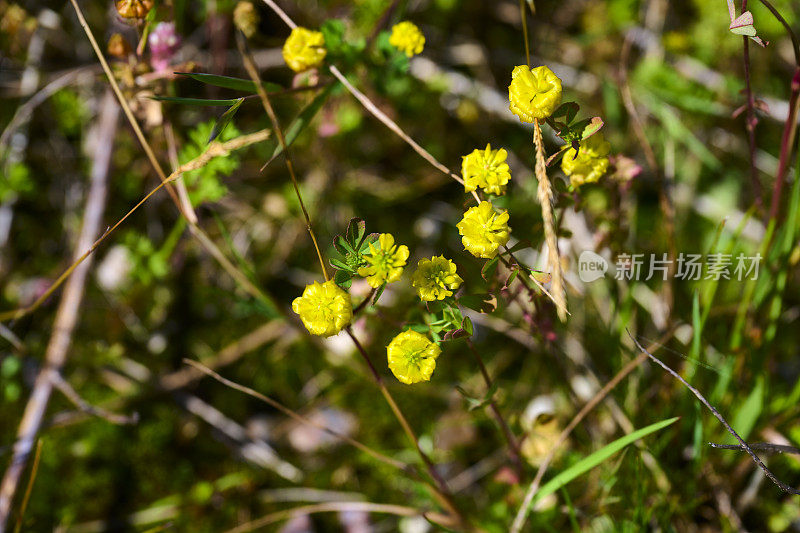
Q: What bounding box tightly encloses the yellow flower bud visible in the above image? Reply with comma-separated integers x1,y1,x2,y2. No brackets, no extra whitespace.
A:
115,0,154,19
282,26,326,73
508,65,562,123
462,143,512,196
292,280,352,337
388,21,425,57
457,201,511,259
233,1,259,38
387,330,441,384
560,133,611,187
411,256,463,302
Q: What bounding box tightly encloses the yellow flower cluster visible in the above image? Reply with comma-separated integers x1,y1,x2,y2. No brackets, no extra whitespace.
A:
282,26,327,72
457,201,511,259
411,256,463,301
462,144,512,196
389,21,425,57
386,330,441,384
561,133,611,187
508,65,562,123
292,280,352,337
358,233,409,288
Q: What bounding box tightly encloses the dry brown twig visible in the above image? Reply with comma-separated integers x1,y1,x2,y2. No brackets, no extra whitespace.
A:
183,359,411,474
224,500,457,533
0,90,118,529
0,129,272,323
628,330,800,495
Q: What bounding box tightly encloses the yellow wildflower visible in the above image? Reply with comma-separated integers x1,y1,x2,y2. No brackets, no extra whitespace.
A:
387,330,441,384
233,2,259,38
560,133,611,187
462,143,512,195
357,233,410,288
508,65,562,123
411,256,463,301
282,26,326,72
291,280,352,337
457,201,511,259
389,21,425,57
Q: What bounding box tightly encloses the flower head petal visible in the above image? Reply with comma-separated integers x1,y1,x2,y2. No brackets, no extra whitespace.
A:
387,330,441,384
291,280,352,337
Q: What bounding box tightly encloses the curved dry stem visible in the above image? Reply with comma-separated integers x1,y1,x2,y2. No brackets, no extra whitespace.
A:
224,501,457,533
0,130,272,323
236,32,330,281
344,327,468,528
183,359,411,473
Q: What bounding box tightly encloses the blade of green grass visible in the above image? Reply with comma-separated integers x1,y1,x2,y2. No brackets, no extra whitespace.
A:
176,72,283,93
530,417,679,506
263,83,337,168
151,96,244,106
208,98,244,144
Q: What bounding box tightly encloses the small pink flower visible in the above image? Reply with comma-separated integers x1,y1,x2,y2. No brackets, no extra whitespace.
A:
148,22,181,72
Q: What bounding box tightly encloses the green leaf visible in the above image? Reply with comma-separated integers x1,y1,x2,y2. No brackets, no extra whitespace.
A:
208,98,244,144
372,283,386,306
462,316,473,336
504,269,519,289
346,218,366,248
176,72,282,93
552,102,579,124
481,256,499,281
151,96,244,106
266,83,337,165
530,417,679,506
581,117,604,140
458,293,497,314
505,240,532,254
455,383,498,411
334,269,353,289
329,258,352,271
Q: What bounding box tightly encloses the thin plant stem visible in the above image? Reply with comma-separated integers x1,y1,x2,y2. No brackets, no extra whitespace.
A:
500,245,567,317
618,34,676,316
183,359,412,474
224,501,457,533
236,32,329,280
66,0,277,314
0,130,274,323
768,67,800,222
741,0,763,208
519,0,531,67
464,337,523,478
757,0,800,65
260,0,480,204
344,327,467,527
353,288,377,316
12,440,42,533
66,0,187,217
